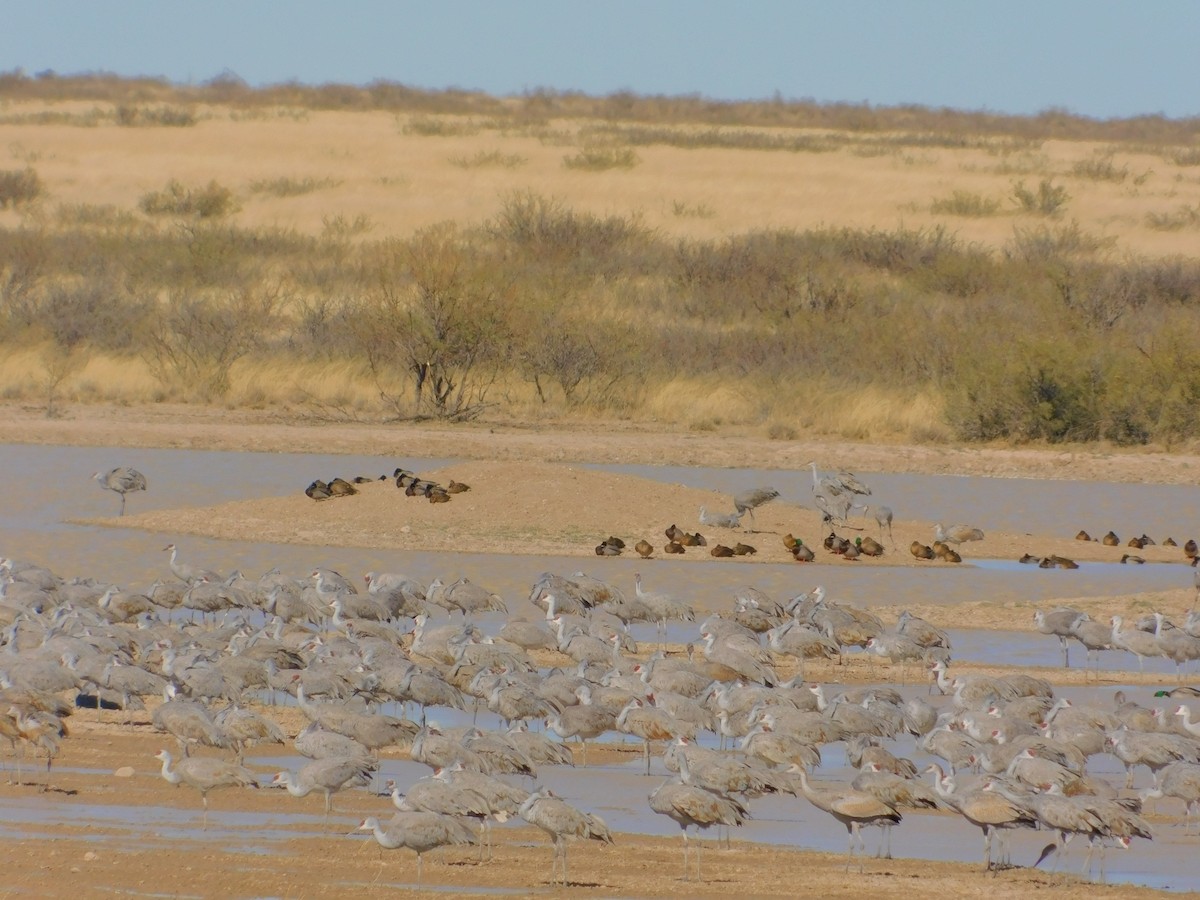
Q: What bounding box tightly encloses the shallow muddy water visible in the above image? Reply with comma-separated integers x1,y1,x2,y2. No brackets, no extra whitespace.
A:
4,443,1200,892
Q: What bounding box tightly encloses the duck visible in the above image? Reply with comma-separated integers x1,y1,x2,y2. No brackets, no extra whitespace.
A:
664,541,686,555
783,533,802,551
635,540,654,559
1163,537,1178,547
1018,553,1040,564
1127,536,1145,549
1119,554,1145,565
446,480,471,494
595,540,622,557
857,536,884,557
710,545,735,558
733,542,757,556
305,479,331,501
1075,530,1092,541
1102,530,1120,546
1185,539,1198,558
791,542,815,563
910,541,934,561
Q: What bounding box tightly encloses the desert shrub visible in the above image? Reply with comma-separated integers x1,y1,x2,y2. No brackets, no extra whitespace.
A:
1005,222,1112,263
670,200,716,219
562,144,639,170
1011,179,1069,216
249,175,342,197
1145,204,1200,231
16,280,154,351
1071,153,1128,182
352,223,511,420
488,191,649,268
929,190,1001,217
447,149,526,169
0,167,43,208
139,180,238,219
115,104,197,127
401,115,480,137
144,285,282,397
1167,147,1200,167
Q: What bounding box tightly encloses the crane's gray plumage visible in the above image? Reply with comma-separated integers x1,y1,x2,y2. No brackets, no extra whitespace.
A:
732,487,780,526
519,787,613,887
357,813,477,885
649,779,749,881
155,749,257,828
92,467,147,515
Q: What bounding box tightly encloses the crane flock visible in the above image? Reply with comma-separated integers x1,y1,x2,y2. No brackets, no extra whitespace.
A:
3,538,1199,891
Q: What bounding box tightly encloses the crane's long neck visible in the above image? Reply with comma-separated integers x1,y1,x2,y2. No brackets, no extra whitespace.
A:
158,754,181,785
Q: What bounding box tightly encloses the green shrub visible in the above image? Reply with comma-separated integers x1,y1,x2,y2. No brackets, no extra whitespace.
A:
929,190,1002,217
139,180,238,219
0,167,43,208
1011,179,1069,216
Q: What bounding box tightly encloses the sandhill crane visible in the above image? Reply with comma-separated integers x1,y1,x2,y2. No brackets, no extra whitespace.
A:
791,767,900,871
1140,761,1200,832
8,705,66,791
214,705,285,763
386,778,493,858
699,506,744,529
849,764,939,857
925,765,1037,869
357,813,476,885
1110,615,1163,672
410,724,488,773
271,756,377,819
545,687,616,765
1035,607,1086,667
632,574,695,642
1107,728,1200,788
92,467,146,515
155,749,258,828
649,778,749,881
519,787,613,887
151,687,227,756
732,487,780,527
294,721,370,761
862,504,894,547
934,522,985,544
162,544,220,585
616,697,684,775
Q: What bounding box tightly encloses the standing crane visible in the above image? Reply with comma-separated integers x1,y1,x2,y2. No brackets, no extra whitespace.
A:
92,467,147,515
791,767,900,872
648,778,749,881
518,787,613,887
732,487,780,528
356,813,476,885
155,749,258,829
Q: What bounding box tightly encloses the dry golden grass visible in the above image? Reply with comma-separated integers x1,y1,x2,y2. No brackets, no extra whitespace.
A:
3,102,1200,257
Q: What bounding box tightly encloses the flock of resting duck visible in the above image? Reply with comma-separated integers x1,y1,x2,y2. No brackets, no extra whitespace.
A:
305,468,471,503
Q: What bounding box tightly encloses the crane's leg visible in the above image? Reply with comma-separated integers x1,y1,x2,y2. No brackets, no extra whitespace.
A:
1060,636,1069,668
644,739,650,776
680,830,689,880
202,794,209,830
120,494,126,516
416,851,423,887
845,826,854,872
696,833,703,882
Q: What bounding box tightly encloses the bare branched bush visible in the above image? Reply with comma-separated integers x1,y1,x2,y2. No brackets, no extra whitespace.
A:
1071,153,1129,182
1145,204,1200,231
144,286,282,398
353,224,509,420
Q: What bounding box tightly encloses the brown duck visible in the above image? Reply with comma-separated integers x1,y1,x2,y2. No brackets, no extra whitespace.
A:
710,545,735,558
910,541,934,560
664,541,686,555
733,542,757,556
635,540,654,559
1101,531,1120,546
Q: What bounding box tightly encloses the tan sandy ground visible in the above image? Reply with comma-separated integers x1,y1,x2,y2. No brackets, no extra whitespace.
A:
5,403,1200,896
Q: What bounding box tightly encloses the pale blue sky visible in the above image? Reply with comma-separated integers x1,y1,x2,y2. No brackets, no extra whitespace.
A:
4,1,1197,119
